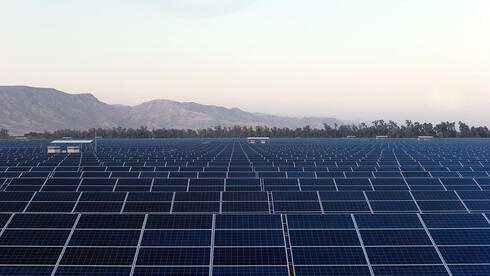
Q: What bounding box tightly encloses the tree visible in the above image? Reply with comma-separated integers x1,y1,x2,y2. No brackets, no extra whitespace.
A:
458,121,471,137
0,129,9,139
18,120,489,138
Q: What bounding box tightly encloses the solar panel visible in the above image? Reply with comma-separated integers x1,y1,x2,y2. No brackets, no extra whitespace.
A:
213,247,286,265
146,214,212,229
215,215,281,229
137,248,210,265
55,266,132,275
142,230,211,246
0,138,488,274
60,247,136,265
69,230,141,246
292,247,366,265
213,266,288,276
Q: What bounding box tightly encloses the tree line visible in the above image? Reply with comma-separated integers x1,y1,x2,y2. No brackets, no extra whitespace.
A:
1,120,487,139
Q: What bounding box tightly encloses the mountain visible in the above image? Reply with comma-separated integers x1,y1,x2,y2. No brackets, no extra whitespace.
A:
0,86,340,135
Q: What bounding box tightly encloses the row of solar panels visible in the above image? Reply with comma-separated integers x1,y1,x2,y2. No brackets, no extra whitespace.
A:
2,190,489,201
0,167,490,178
2,157,489,162
4,163,490,167
0,213,489,275
0,178,490,192
0,191,489,213
3,177,490,184
0,166,490,172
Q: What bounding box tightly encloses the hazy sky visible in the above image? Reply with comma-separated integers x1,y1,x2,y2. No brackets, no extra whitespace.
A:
1,0,489,125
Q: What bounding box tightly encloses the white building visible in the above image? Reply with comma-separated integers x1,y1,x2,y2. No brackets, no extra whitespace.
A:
247,137,270,144
48,139,94,153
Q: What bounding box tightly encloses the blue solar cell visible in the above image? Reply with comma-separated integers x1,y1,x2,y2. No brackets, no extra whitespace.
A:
430,229,490,245
222,201,269,212
475,178,490,185
60,247,135,265
32,192,79,201
274,201,321,212
123,202,171,213
361,230,431,245
134,267,209,276
215,215,282,229
440,246,490,264
273,191,318,201
213,266,288,276
55,267,132,275
370,201,419,212
322,201,370,212
222,192,268,201
137,248,210,265
25,202,74,213
8,214,76,229
214,230,284,246
366,191,412,200
319,191,365,201
74,202,123,212
449,265,490,276
76,214,144,229
290,230,359,246
0,247,62,264
142,230,211,246
367,247,442,264
464,201,490,211
265,185,299,191
175,192,220,201
411,191,458,200
69,230,141,246
153,178,188,186
0,192,34,201
9,178,46,185
355,214,422,228
0,266,53,276
300,178,334,185
422,214,489,228
45,178,80,186
146,214,213,229
403,172,431,177
457,191,490,200
287,214,354,229
213,247,286,265
292,247,366,265
373,266,448,275
417,201,466,212
336,178,371,185
0,230,70,246
294,266,371,276
440,178,477,185
263,178,297,185
79,192,125,201
431,172,459,177
172,202,219,213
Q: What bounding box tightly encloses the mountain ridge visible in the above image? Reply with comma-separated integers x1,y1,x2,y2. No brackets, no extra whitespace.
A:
0,86,340,135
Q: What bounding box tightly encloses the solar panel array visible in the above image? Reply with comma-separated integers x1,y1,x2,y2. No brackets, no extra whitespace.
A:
0,138,489,275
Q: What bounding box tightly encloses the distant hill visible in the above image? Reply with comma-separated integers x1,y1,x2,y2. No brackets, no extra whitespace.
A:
0,86,340,134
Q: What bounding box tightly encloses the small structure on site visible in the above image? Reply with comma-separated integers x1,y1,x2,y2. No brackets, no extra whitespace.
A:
247,137,270,144
48,139,94,153
346,135,356,138
376,135,388,139
418,136,434,141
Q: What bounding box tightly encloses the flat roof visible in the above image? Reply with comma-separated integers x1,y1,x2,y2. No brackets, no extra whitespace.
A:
50,140,93,144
